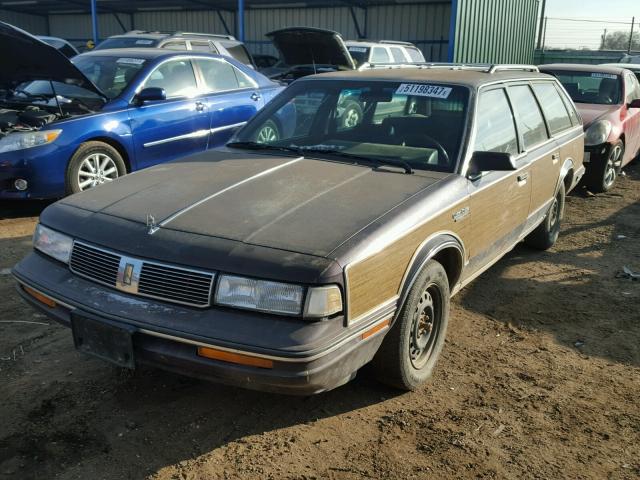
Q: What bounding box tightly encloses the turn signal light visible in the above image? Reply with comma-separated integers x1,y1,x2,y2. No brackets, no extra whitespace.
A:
361,319,390,340
23,286,56,308
197,346,273,369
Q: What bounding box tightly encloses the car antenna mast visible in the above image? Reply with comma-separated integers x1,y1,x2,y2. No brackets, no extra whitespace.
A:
49,79,64,117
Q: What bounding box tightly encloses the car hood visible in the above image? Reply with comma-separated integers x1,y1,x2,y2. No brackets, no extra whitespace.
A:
0,21,105,98
575,103,620,128
55,149,447,258
266,27,356,71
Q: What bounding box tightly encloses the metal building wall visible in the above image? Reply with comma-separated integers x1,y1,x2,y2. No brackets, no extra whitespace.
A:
49,14,133,42
0,9,47,34
452,0,538,64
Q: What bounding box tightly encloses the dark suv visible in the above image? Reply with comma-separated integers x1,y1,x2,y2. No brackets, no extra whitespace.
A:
95,30,255,68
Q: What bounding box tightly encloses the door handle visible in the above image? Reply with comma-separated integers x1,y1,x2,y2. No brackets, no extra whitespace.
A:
551,152,560,164
517,172,529,184
250,92,261,102
195,101,206,112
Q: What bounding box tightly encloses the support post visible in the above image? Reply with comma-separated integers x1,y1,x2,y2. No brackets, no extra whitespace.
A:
536,0,547,50
541,16,547,51
628,16,635,53
90,0,99,44
447,0,458,62
237,0,245,42
217,10,232,36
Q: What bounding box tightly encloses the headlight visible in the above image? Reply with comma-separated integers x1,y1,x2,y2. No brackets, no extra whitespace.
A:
215,275,304,315
33,224,73,264
0,129,62,154
584,120,612,146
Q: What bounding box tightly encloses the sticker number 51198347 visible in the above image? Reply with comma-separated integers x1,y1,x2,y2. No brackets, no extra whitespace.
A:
396,83,452,99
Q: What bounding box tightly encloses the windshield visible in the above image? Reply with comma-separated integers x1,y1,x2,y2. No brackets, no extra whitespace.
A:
347,46,370,67
95,37,159,50
73,55,147,99
549,71,622,105
231,80,469,173
5,80,104,111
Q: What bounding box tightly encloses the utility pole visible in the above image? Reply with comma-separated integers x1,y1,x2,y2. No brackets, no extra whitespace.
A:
628,16,635,53
541,16,548,51
536,0,547,49
601,29,607,50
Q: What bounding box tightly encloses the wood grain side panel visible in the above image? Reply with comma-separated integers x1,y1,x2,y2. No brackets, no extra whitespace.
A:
347,201,469,319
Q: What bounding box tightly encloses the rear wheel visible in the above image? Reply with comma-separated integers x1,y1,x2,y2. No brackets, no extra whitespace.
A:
256,120,280,144
340,101,363,129
66,142,126,194
371,260,450,390
524,182,565,250
585,140,623,193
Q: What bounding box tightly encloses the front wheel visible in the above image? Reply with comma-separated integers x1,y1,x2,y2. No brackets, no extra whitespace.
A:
66,142,126,194
585,140,624,193
255,120,280,144
371,260,450,391
524,182,565,250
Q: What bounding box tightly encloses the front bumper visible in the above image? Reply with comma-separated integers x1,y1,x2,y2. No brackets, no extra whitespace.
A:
0,142,73,199
13,252,393,395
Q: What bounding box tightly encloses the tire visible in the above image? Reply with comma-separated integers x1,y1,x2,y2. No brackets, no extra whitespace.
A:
585,140,624,193
340,101,363,129
371,259,450,391
524,181,565,250
66,141,126,195
255,120,280,144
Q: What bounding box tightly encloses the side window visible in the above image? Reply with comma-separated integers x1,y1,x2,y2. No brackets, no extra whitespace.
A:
405,47,425,62
234,67,255,89
193,58,240,92
143,59,198,98
624,73,640,101
370,47,390,63
390,47,406,63
162,41,187,51
532,82,573,135
508,85,548,149
222,43,253,66
473,88,518,154
191,41,217,53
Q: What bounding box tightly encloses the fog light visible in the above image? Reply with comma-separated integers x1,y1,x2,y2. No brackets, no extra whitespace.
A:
14,178,28,191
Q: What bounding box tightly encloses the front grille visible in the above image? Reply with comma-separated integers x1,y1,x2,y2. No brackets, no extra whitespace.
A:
138,262,214,307
69,241,215,308
70,242,120,287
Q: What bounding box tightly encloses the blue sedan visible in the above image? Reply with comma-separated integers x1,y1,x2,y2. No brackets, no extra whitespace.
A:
0,24,283,199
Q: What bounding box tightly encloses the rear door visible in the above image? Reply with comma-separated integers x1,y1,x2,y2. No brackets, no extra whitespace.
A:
192,57,264,146
463,86,533,277
128,58,210,170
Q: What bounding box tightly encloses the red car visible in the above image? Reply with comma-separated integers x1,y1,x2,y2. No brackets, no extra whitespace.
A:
540,64,640,192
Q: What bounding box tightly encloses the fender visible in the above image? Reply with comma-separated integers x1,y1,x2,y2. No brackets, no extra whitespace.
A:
556,157,575,192
395,232,464,320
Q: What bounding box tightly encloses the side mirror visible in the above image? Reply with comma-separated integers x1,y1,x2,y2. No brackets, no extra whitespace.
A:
468,151,517,177
627,98,640,109
134,87,166,105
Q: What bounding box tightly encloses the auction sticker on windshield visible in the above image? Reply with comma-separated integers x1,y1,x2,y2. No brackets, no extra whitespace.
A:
396,84,452,99
117,58,145,65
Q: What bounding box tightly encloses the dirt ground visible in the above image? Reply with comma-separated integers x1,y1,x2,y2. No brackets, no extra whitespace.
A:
0,165,639,480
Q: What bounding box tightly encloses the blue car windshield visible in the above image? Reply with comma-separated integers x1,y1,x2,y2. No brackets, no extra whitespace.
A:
74,55,148,99
232,80,470,173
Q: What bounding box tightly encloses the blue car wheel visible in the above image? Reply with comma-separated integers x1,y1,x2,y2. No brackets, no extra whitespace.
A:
66,141,127,194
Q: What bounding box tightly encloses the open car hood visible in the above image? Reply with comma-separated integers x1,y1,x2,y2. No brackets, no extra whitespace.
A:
266,27,356,71
0,21,105,99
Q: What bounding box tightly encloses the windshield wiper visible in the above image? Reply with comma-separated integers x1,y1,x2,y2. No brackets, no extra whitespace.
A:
226,141,303,155
299,147,414,174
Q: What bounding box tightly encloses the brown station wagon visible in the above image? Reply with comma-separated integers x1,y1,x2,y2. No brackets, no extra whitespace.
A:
13,64,585,395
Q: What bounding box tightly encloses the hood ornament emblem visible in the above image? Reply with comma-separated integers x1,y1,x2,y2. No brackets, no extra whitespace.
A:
146,214,159,235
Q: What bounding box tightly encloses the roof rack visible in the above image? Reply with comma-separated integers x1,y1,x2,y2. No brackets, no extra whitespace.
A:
488,64,539,73
378,40,415,46
173,31,236,40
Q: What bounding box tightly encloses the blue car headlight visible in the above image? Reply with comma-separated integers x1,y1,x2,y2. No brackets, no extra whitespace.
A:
0,129,62,154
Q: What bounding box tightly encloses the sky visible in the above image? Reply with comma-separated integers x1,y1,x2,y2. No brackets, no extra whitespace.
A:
542,0,639,49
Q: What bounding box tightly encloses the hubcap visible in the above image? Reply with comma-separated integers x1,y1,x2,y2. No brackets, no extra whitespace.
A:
78,153,118,191
343,108,360,128
604,145,622,189
409,285,441,369
549,196,559,227
257,124,278,143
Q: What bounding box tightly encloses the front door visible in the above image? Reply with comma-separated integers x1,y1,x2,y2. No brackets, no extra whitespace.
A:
622,72,640,164
463,86,533,279
129,58,210,170
192,58,264,147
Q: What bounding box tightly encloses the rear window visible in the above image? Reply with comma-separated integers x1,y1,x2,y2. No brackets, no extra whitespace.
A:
371,47,390,63
532,82,573,135
95,37,158,50
509,85,548,149
405,47,425,62
547,70,622,105
390,47,406,63
223,43,253,66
